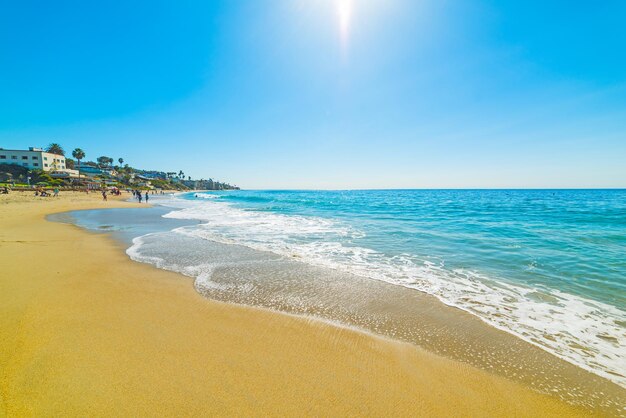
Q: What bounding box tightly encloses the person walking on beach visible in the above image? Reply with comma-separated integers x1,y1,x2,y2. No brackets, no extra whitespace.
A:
138,193,142,203
145,192,149,203
53,188,59,197
102,190,107,201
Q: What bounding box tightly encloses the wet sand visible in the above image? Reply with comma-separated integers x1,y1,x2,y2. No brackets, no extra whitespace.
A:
191,249,626,413
0,192,595,416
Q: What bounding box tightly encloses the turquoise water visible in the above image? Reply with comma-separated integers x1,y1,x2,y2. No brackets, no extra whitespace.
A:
185,189,626,309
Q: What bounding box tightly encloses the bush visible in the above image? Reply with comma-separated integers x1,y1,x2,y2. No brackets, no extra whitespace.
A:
0,163,28,175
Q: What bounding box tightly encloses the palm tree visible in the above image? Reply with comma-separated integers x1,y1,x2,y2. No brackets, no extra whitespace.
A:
72,148,85,179
118,158,124,166
47,143,65,156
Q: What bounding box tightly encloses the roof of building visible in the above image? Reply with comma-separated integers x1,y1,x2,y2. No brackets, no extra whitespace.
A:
0,147,63,156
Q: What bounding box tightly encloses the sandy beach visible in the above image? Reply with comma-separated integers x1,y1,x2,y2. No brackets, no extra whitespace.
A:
0,192,592,416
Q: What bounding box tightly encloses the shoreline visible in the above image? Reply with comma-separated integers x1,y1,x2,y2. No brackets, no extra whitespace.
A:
115,193,626,412
0,192,603,415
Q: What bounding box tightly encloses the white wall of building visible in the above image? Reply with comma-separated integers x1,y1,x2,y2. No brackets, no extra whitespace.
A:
0,147,67,172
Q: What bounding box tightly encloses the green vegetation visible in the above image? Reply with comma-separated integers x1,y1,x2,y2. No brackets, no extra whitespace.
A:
46,143,65,156
97,156,114,168
72,148,85,173
30,169,63,186
0,145,240,191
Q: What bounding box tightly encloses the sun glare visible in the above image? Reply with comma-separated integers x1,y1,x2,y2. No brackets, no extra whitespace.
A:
337,0,353,50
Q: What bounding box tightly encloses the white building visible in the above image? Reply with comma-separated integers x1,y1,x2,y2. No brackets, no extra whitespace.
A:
0,147,68,172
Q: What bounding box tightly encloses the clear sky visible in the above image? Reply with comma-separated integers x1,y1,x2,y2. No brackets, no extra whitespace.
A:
1,0,625,189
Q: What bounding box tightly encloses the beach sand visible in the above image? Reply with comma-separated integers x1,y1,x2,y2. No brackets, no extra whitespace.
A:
0,192,590,416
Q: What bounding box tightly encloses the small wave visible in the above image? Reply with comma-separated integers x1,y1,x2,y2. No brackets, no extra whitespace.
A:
193,193,221,199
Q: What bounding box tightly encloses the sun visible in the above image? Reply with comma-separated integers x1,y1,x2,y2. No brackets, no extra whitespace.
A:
337,0,353,49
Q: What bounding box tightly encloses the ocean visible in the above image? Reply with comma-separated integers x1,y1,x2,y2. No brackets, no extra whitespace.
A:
58,189,626,392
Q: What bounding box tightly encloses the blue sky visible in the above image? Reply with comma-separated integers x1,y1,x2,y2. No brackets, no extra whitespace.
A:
1,0,625,188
